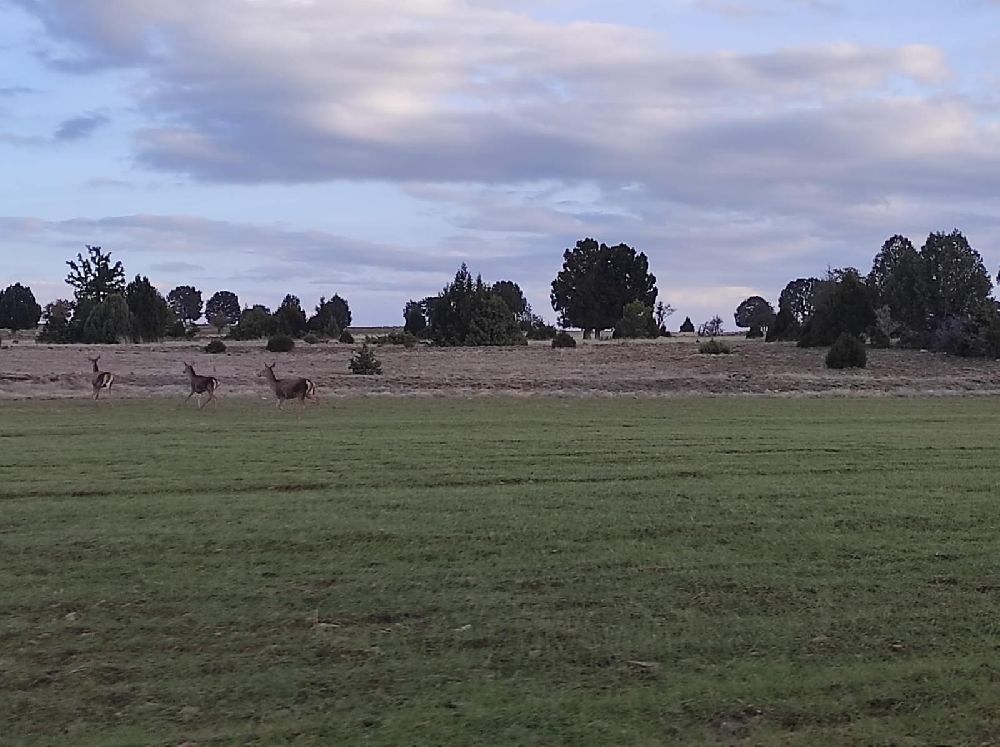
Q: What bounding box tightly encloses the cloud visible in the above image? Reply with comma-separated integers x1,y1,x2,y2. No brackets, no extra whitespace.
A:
0,85,35,96
53,112,109,141
14,2,958,188
7,1,1000,323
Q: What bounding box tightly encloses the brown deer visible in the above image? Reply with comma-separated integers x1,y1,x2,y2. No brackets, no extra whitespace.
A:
89,356,114,400
258,363,315,408
183,363,219,408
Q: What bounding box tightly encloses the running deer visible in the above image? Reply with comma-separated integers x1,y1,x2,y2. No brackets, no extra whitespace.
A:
89,356,114,400
258,363,316,408
183,363,219,408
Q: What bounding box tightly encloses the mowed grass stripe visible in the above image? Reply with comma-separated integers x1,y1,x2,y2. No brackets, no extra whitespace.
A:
3,397,1000,745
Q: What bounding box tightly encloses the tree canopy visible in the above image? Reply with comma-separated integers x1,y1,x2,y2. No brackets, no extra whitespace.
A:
550,238,657,338
66,245,125,303
734,296,775,335
0,283,42,334
126,275,173,342
274,294,308,336
308,295,351,336
427,264,524,346
205,291,241,332
167,285,203,326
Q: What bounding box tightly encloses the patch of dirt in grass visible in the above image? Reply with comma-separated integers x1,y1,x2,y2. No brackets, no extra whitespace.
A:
2,338,999,400
709,707,765,741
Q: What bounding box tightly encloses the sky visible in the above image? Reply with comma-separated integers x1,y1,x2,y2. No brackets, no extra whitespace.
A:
1,0,999,327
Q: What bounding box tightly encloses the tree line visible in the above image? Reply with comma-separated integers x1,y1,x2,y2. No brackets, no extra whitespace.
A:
727,230,1000,358
0,245,355,345
3,232,997,355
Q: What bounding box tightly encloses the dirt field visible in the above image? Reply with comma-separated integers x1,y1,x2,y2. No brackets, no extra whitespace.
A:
2,336,999,400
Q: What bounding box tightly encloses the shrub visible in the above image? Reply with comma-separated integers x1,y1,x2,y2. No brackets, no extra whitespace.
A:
303,333,320,345
367,331,418,348
204,339,227,354
230,305,278,340
349,343,383,375
825,332,867,369
699,338,731,355
551,331,577,348
339,330,355,344
613,300,658,339
745,326,764,339
266,334,295,353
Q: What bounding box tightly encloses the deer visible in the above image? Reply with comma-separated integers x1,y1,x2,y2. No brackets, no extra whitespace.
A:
89,356,114,400
183,363,220,408
258,363,316,408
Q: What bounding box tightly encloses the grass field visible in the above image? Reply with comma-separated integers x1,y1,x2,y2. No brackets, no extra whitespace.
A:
3,397,1000,745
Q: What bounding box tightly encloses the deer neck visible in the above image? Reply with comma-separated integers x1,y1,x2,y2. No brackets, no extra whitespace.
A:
265,369,280,390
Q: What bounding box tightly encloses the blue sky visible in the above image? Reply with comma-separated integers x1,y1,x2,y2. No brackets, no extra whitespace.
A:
2,0,999,326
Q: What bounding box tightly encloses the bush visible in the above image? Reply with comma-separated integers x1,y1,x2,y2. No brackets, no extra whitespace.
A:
525,322,558,341
825,332,867,369
230,305,278,340
348,343,383,375
367,331,418,348
339,330,355,344
699,338,731,355
303,333,320,345
204,339,227,354
613,300,658,339
266,334,295,353
745,326,764,339
551,331,577,348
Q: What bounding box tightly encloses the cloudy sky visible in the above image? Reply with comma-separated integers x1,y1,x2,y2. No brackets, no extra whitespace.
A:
2,0,999,326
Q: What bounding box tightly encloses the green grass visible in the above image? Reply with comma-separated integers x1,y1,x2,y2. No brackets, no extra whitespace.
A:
3,396,1000,745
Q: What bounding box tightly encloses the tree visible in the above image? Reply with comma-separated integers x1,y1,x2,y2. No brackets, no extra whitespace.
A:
492,281,529,319
613,301,658,339
798,269,875,347
274,294,308,336
36,299,74,343
83,294,135,344
230,305,278,340
167,285,203,326
679,316,695,333
698,316,724,336
466,294,525,346
654,301,675,335
766,305,800,342
427,264,524,346
778,278,820,325
919,230,992,323
205,291,240,333
734,296,775,337
869,235,924,332
550,238,657,338
403,299,428,336
0,283,42,337
66,245,125,303
126,275,172,342
308,295,351,336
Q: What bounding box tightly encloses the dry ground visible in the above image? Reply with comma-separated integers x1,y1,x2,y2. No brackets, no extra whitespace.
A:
2,335,999,400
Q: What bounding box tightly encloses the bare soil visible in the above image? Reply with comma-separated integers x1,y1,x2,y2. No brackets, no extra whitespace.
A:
1,336,998,401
